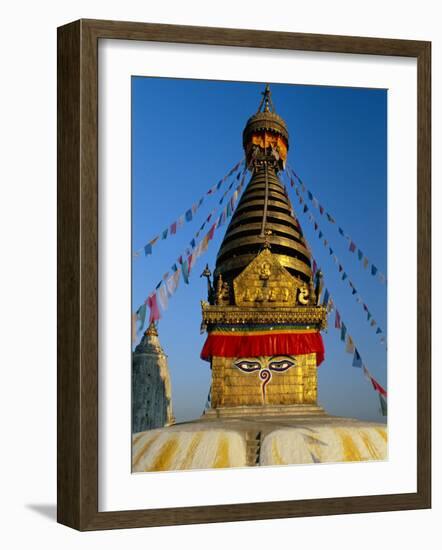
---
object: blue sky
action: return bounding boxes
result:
[132,77,387,423]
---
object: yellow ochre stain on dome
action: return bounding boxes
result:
[303,434,324,462]
[359,431,380,460]
[338,430,362,462]
[213,436,230,468]
[150,437,179,471]
[181,432,204,470]
[375,427,388,443]
[132,433,145,446]
[132,434,161,468]
[271,439,286,465]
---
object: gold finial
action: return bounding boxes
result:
[145,321,158,337]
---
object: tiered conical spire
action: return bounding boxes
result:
[215,85,312,286]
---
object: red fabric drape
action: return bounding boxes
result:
[201,331,325,366]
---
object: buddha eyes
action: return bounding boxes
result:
[268,359,295,372]
[234,357,296,373]
[234,360,261,372]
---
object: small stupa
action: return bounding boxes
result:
[132,322,174,432]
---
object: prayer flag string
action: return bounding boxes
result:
[318,283,387,416]
[284,170,386,345]
[133,171,247,337]
[286,165,387,285]
[133,158,245,258]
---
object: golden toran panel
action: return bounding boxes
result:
[233,248,309,307]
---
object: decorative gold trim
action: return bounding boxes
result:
[201,302,327,329]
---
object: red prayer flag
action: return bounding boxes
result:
[147,292,161,323]
[207,223,216,240]
[371,377,387,398]
[170,222,177,235]
[335,310,341,329]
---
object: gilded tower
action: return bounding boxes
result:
[201,86,327,413]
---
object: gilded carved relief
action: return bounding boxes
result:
[233,248,311,307]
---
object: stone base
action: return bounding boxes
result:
[202,403,326,419]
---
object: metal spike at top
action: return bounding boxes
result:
[242,84,289,149]
[257,84,275,113]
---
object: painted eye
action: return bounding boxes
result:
[234,360,261,372]
[269,359,295,372]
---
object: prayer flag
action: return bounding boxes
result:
[357,249,363,261]
[322,288,330,307]
[157,284,169,311]
[329,248,333,255]
[144,243,152,256]
[379,394,388,416]
[166,269,180,296]
[345,334,355,354]
[162,228,168,240]
[371,377,387,398]
[352,348,362,367]
[342,272,348,281]
[136,303,147,332]
[335,310,341,329]
[363,257,369,269]
[326,213,335,223]
[371,265,378,276]
[314,222,318,231]
[177,215,185,228]
[207,223,216,240]
[147,293,161,323]
[349,241,356,253]
[312,259,317,277]
[338,227,344,236]
[190,238,196,249]
[340,322,347,342]
[376,327,382,334]
[170,222,177,235]
[185,209,193,222]
[308,191,313,200]
[319,205,324,215]
[303,204,308,213]
[181,260,190,284]
[318,231,323,239]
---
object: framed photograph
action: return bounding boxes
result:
[57,19,431,530]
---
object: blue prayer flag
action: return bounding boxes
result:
[352,348,362,368]
[340,322,347,342]
[144,243,152,256]
[181,260,190,284]
[185,209,193,222]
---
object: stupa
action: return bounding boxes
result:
[132,86,387,472]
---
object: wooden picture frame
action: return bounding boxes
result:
[57,18,431,530]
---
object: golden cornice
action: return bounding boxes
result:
[201,302,327,330]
